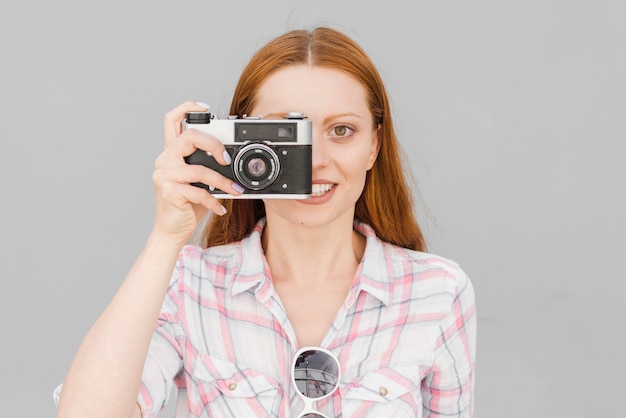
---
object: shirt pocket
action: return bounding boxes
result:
[340,366,422,417]
[190,353,281,417]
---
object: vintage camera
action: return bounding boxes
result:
[183,111,312,198]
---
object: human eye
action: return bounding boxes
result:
[329,125,354,139]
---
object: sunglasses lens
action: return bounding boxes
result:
[293,349,339,400]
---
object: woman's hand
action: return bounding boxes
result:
[151,101,243,242]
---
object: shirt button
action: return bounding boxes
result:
[228,382,237,391]
[379,386,388,397]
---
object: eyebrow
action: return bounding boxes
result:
[323,113,362,125]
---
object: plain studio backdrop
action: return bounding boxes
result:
[1,1,624,417]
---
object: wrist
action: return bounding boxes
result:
[146,228,190,254]
[149,225,194,247]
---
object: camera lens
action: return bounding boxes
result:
[233,143,280,190]
[246,158,267,177]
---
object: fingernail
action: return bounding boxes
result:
[220,204,227,215]
[223,150,232,165]
[196,102,210,109]
[232,183,245,194]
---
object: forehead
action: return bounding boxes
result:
[253,65,370,116]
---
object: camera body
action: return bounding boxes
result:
[183,111,312,199]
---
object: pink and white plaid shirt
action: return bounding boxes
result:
[137,218,476,417]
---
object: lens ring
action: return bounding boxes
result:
[292,347,340,401]
[233,143,280,190]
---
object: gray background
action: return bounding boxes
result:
[1,0,624,417]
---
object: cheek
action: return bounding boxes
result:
[351,146,378,174]
[342,153,373,190]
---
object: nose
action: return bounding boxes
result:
[311,130,330,169]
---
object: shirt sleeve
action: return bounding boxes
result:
[52,254,188,416]
[137,254,187,418]
[421,268,477,417]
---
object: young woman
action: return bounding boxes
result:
[56,27,476,418]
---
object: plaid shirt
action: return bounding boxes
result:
[137,218,476,417]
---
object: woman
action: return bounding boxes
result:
[56,27,476,418]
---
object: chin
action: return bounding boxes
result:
[266,203,355,229]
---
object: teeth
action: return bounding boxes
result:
[311,183,334,196]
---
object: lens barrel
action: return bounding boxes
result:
[233,143,280,190]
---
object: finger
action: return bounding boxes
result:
[157,181,226,218]
[163,101,210,148]
[179,184,228,216]
[177,128,231,163]
[156,179,216,212]
[156,128,231,169]
[154,164,245,197]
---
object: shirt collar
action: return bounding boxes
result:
[229,219,269,297]
[229,218,393,306]
[352,220,392,306]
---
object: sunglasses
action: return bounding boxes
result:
[291,346,341,418]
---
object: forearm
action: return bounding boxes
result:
[57,232,185,418]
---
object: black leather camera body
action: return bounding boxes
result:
[183,111,312,199]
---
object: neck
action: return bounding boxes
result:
[261,213,365,285]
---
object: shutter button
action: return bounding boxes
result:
[379,386,389,397]
[228,382,238,391]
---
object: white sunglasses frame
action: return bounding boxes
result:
[291,346,341,418]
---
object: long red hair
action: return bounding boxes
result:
[201,27,426,251]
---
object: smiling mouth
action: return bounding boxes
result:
[311,183,336,197]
